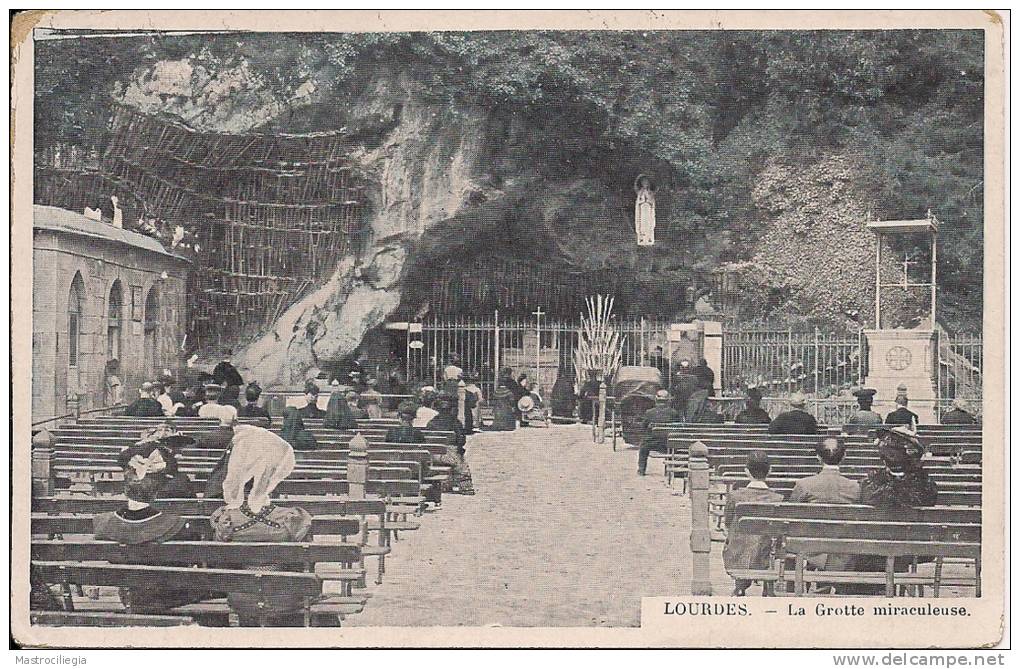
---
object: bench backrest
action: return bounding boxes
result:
[32,495,386,517]
[31,513,362,538]
[31,561,323,596]
[32,539,363,565]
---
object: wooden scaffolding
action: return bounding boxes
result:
[93,105,367,351]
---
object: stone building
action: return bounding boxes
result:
[32,205,191,421]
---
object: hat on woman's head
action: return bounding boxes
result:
[221,425,295,511]
[789,392,807,409]
[876,425,925,466]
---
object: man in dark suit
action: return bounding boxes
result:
[734,387,771,424]
[723,450,784,596]
[671,359,699,415]
[637,390,681,476]
[124,382,165,417]
[885,394,919,427]
[768,393,818,435]
[789,436,861,584]
[212,350,244,388]
[238,383,271,420]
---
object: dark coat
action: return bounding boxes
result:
[550,375,577,418]
[297,402,326,419]
[734,406,771,424]
[671,372,699,413]
[385,424,426,444]
[212,361,244,388]
[490,387,518,431]
[860,467,938,509]
[640,404,680,451]
[238,402,271,420]
[768,409,818,435]
[427,412,466,449]
[578,380,601,422]
[117,443,194,498]
[941,408,977,425]
[124,397,165,417]
[93,506,207,613]
[885,407,919,427]
[693,362,715,392]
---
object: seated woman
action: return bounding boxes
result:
[385,401,426,444]
[280,406,318,451]
[93,465,207,614]
[345,391,368,420]
[323,387,358,430]
[209,425,314,627]
[117,424,196,498]
[426,394,475,494]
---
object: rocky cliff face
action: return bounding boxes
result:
[113,58,700,385]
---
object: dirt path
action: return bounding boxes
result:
[349,424,732,627]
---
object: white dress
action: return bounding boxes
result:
[635,187,656,246]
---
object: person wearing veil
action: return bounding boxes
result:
[490,382,517,431]
[323,386,358,430]
[280,406,318,451]
[550,370,577,421]
[210,425,314,626]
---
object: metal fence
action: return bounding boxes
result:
[408,317,980,413]
[719,327,863,396]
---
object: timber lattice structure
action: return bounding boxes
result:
[35,104,368,353]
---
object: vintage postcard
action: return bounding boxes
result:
[10,10,1006,649]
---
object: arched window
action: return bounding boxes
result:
[67,272,85,368]
[107,280,123,361]
[143,286,160,376]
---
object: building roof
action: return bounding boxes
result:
[33,205,190,262]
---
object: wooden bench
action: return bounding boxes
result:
[32,496,403,583]
[31,561,356,626]
[727,502,981,596]
[30,611,196,627]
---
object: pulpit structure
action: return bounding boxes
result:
[863,215,939,422]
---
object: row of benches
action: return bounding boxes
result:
[641,424,985,597]
[30,417,468,626]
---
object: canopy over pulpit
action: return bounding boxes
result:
[862,215,939,422]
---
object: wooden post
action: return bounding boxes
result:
[689,440,713,595]
[595,381,607,444]
[457,380,467,426]
[348,432,368,499]
[32,430,55,498]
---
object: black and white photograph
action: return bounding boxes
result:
[10,9,1006,650]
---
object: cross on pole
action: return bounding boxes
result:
[900,252,917,288]
[533,307,545,391]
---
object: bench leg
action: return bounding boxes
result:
[885,557,896,597]
[794,555,806,596]
[933,558,943,598]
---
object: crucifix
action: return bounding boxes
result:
[900,252,918,289]
[533,307,545,390]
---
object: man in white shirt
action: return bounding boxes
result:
[198,384,238,423]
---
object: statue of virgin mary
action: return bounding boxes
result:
[634,175,656,246]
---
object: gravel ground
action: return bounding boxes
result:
[349,424,733,627]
